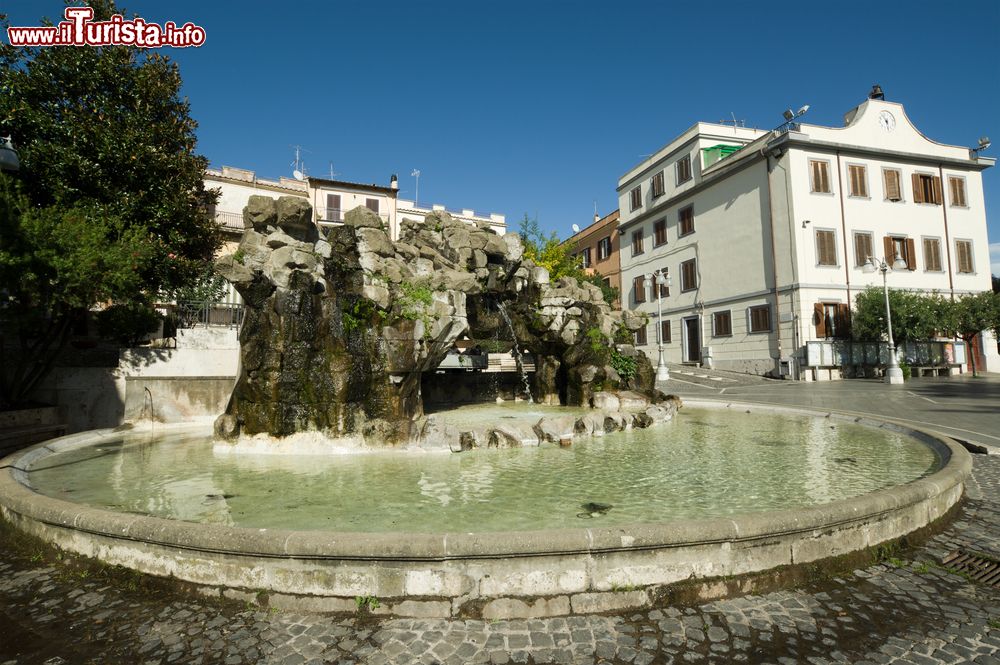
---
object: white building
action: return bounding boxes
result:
[617,91,998,379]
[205,166,504,242]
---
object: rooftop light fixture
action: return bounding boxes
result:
[0,136,20,172]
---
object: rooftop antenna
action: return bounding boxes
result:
[290,145,310,178]
[411,169,421,205]
[327,161,340,179]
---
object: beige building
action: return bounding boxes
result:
[564,210,621,307]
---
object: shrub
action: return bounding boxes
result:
[96,302,162,347]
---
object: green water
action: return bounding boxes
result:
[25,407,940,533]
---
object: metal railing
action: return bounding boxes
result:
[213,210,245,232]
[168,301,245,330]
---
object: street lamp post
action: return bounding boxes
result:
[644,269,671,382]
[863,254,907,384]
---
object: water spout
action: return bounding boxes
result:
[496,302,533,403]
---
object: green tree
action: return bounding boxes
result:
[0,1,220,407]
[518,214,620,306]
[938,292,1000,377]
[518,214,582,281]
[851,286,940,345]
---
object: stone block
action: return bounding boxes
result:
[481,596,570,620]
[570,590,649,615]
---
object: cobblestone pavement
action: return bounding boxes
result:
[0,453,997,663]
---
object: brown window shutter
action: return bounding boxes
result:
[883,236,894,262]
[836,304,851,338]
[885,170,900,200]
[911,174,924,203]
[905,238,916,270]
[931,176,942,204]
[814,302,826,337]
[662,320,671,343]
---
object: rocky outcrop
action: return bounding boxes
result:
[215,196,655,444]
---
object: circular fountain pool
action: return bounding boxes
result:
[0,401,971,618]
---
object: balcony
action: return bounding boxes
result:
[213,210,245,233]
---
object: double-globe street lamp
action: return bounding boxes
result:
[0,136,20,172]
[862,254,907,385]
[643,269,671,383]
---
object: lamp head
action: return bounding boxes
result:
[643,275,652,289]
[861,258,876,274]
[0,136,19,173]
[891,256,908,271]
[782,109,795,122]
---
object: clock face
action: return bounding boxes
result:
[878,110,896,132]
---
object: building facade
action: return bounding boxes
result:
[617,94,998,378]
[564,210,621,307]
[205,167,504,243]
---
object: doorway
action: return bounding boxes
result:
[683,316,701,364]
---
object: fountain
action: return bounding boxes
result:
[0,198,972,619]
[495,301,533,402]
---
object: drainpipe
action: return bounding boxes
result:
[937,164,955,300]
[764,148,783,372]
[835,152,852,309]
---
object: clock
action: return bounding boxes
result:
[878,110,896,132]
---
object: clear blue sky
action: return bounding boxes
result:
[8,1,1000,273]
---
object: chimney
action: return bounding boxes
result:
[390,174,399,190]
[594,212,600,224]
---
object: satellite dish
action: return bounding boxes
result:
[572,224,580,233]
[293,170,304,181]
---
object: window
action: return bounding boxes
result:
[634,325,648,346]
[678,205,695,236]
[949,177,967,207]
[680,258,697,292]
[748,305,771,333]
[955,239,975,273]
[912,173,942,204]
[580,247,592,269]
[597,236,612,260]
[326,194,342,222]
[853,231,874,267]
[633,275,646,304]
[676,155,692,185]
[713,311,732,337]
[847,164,868,198]
[810,160,831,193]
[629,185,642,211]
[651,171,665,198]
[814,302,850,339]
[631,230,644,256]
[653,219,667,247]
[883,169,903,202]
[922,237,942,272]
[365,197,380,213]
[660,320,671,343]
[884,236,916,271]
[815,229,838,266]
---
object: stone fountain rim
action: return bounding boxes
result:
[0,400,970,562]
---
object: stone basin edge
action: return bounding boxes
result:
[0,401,971,562]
